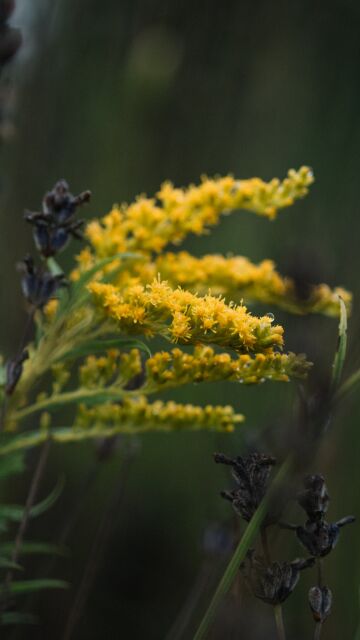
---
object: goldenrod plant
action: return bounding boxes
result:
[1,165,347,447]
[0,166,354,631]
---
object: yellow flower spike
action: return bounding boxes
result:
[88,279,284,353]
[144,346,311,391]
[75,396,244,434]
[154,252,352,317]
[83,167,313,257]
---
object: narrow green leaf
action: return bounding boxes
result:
[0,476,64,522]
[57,336,151,362]
[4,579,68,595]
[331,296,347,391]
[193,459,291,640]
[0,557,22,570]
[26,475,65,518]
[0,542,68,557]
[0,612,38,626]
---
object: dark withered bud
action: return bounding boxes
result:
[25,180,91,257]
[309,585,332,623]
[42,180,91,224]
[5,349,28,395]
[295,516,355,557]
[214,452,277,524]
[19,255,66,308]
[240,550,314,605]
[298,474,329,522]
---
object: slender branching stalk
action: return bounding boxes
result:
[2,437,51,606]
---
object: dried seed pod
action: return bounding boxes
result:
[298,474,329,521]
[240,550,314,605]
[25,180,91,257]
[214,452,277,524]
[19,255,66,308]
[296,517,355,557]
[309,585,332,622]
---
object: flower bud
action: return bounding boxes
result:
[214,452,277,523]
[308,586,332,623]
[240,550,314,605]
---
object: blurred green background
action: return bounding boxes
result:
[1,1,360,638]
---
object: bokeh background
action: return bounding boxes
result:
[1,1,360,638]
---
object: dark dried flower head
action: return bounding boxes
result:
[25,180,91,257]
[5,349,28,395]
[214,452,276,523]
[296,516,355,557]
[298,474,329,521]
[19,255,66,308]
[42,180,91,223]
[309,585,332,623]
[240,550,314,605]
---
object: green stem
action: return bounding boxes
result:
[11,387,128,422]
[274,604,286,640]
[0,427,136,456]
[193,459,291,640]
[336,368,360,402]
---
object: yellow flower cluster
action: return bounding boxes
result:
[79,349,142,389]
[10,165,349,440]
[85,166,313,256]
[88,279,284,352]
[155,252,352,317]
[71,249,351,320]
[145,346,311,391]
[75,396,243,433]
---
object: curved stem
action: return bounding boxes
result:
[11,386,128,422]
[274,604,286,640]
